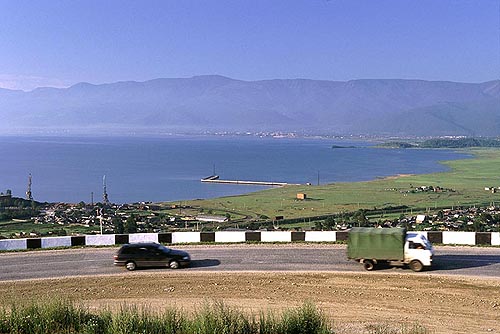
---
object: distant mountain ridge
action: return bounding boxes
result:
[0,75,499,136]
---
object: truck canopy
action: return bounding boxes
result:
[347,227,405,261]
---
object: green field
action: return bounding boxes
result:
[177,148,500,221]
[0,220,100,238]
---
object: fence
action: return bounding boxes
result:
[0,231,499,251]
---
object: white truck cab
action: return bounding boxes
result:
[404,233,434,271]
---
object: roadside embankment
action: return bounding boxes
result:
[0,272,498,334]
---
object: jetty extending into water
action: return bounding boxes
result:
[201,175,299,186]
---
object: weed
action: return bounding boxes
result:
[0,299,338,334]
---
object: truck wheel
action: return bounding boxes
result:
[409,260,423,272]
[363,260,375,271]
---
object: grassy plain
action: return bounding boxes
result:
[179,149,500,220]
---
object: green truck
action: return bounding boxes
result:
[347,227,434,272]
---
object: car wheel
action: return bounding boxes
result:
[125,261,137,271]
[169,260,180,269]
[363,260,375,271]
[409,260,423,272]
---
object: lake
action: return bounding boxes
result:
[0,135,469,203]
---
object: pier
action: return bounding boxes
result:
[201,175,299,186]
[202,175,220,181]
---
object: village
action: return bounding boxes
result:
[0,189,233,238]
[1,186,499,239]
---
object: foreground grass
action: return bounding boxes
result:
[0,299,430,334]
[180,148,500,220]
[0,300,332,334]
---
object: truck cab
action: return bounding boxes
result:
[404,233,434,271]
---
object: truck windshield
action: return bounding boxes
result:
[407,233,432,250]
[420,236,432,249]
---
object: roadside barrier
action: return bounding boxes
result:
[0,231,499,251]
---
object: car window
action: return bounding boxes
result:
[158,245,170,252]
[121,247,133,254]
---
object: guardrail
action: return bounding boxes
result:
[0,231,499,251]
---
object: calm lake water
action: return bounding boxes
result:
[0,135,469,203]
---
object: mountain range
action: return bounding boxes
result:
[0,75,499,136]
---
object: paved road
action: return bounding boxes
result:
[0,245,499,281]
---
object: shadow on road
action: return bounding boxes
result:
[190,259,221,268]
[432,254,500,271]
[349,254,500,273]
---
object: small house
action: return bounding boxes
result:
[416,215,427,224]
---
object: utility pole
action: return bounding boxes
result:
[98,208,103,235]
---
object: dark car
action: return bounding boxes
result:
[114,242,191,271]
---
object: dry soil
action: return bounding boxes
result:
[0,271,498,334]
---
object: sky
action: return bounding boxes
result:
[0,0,499,91]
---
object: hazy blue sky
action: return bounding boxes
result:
[0,0,499,90]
